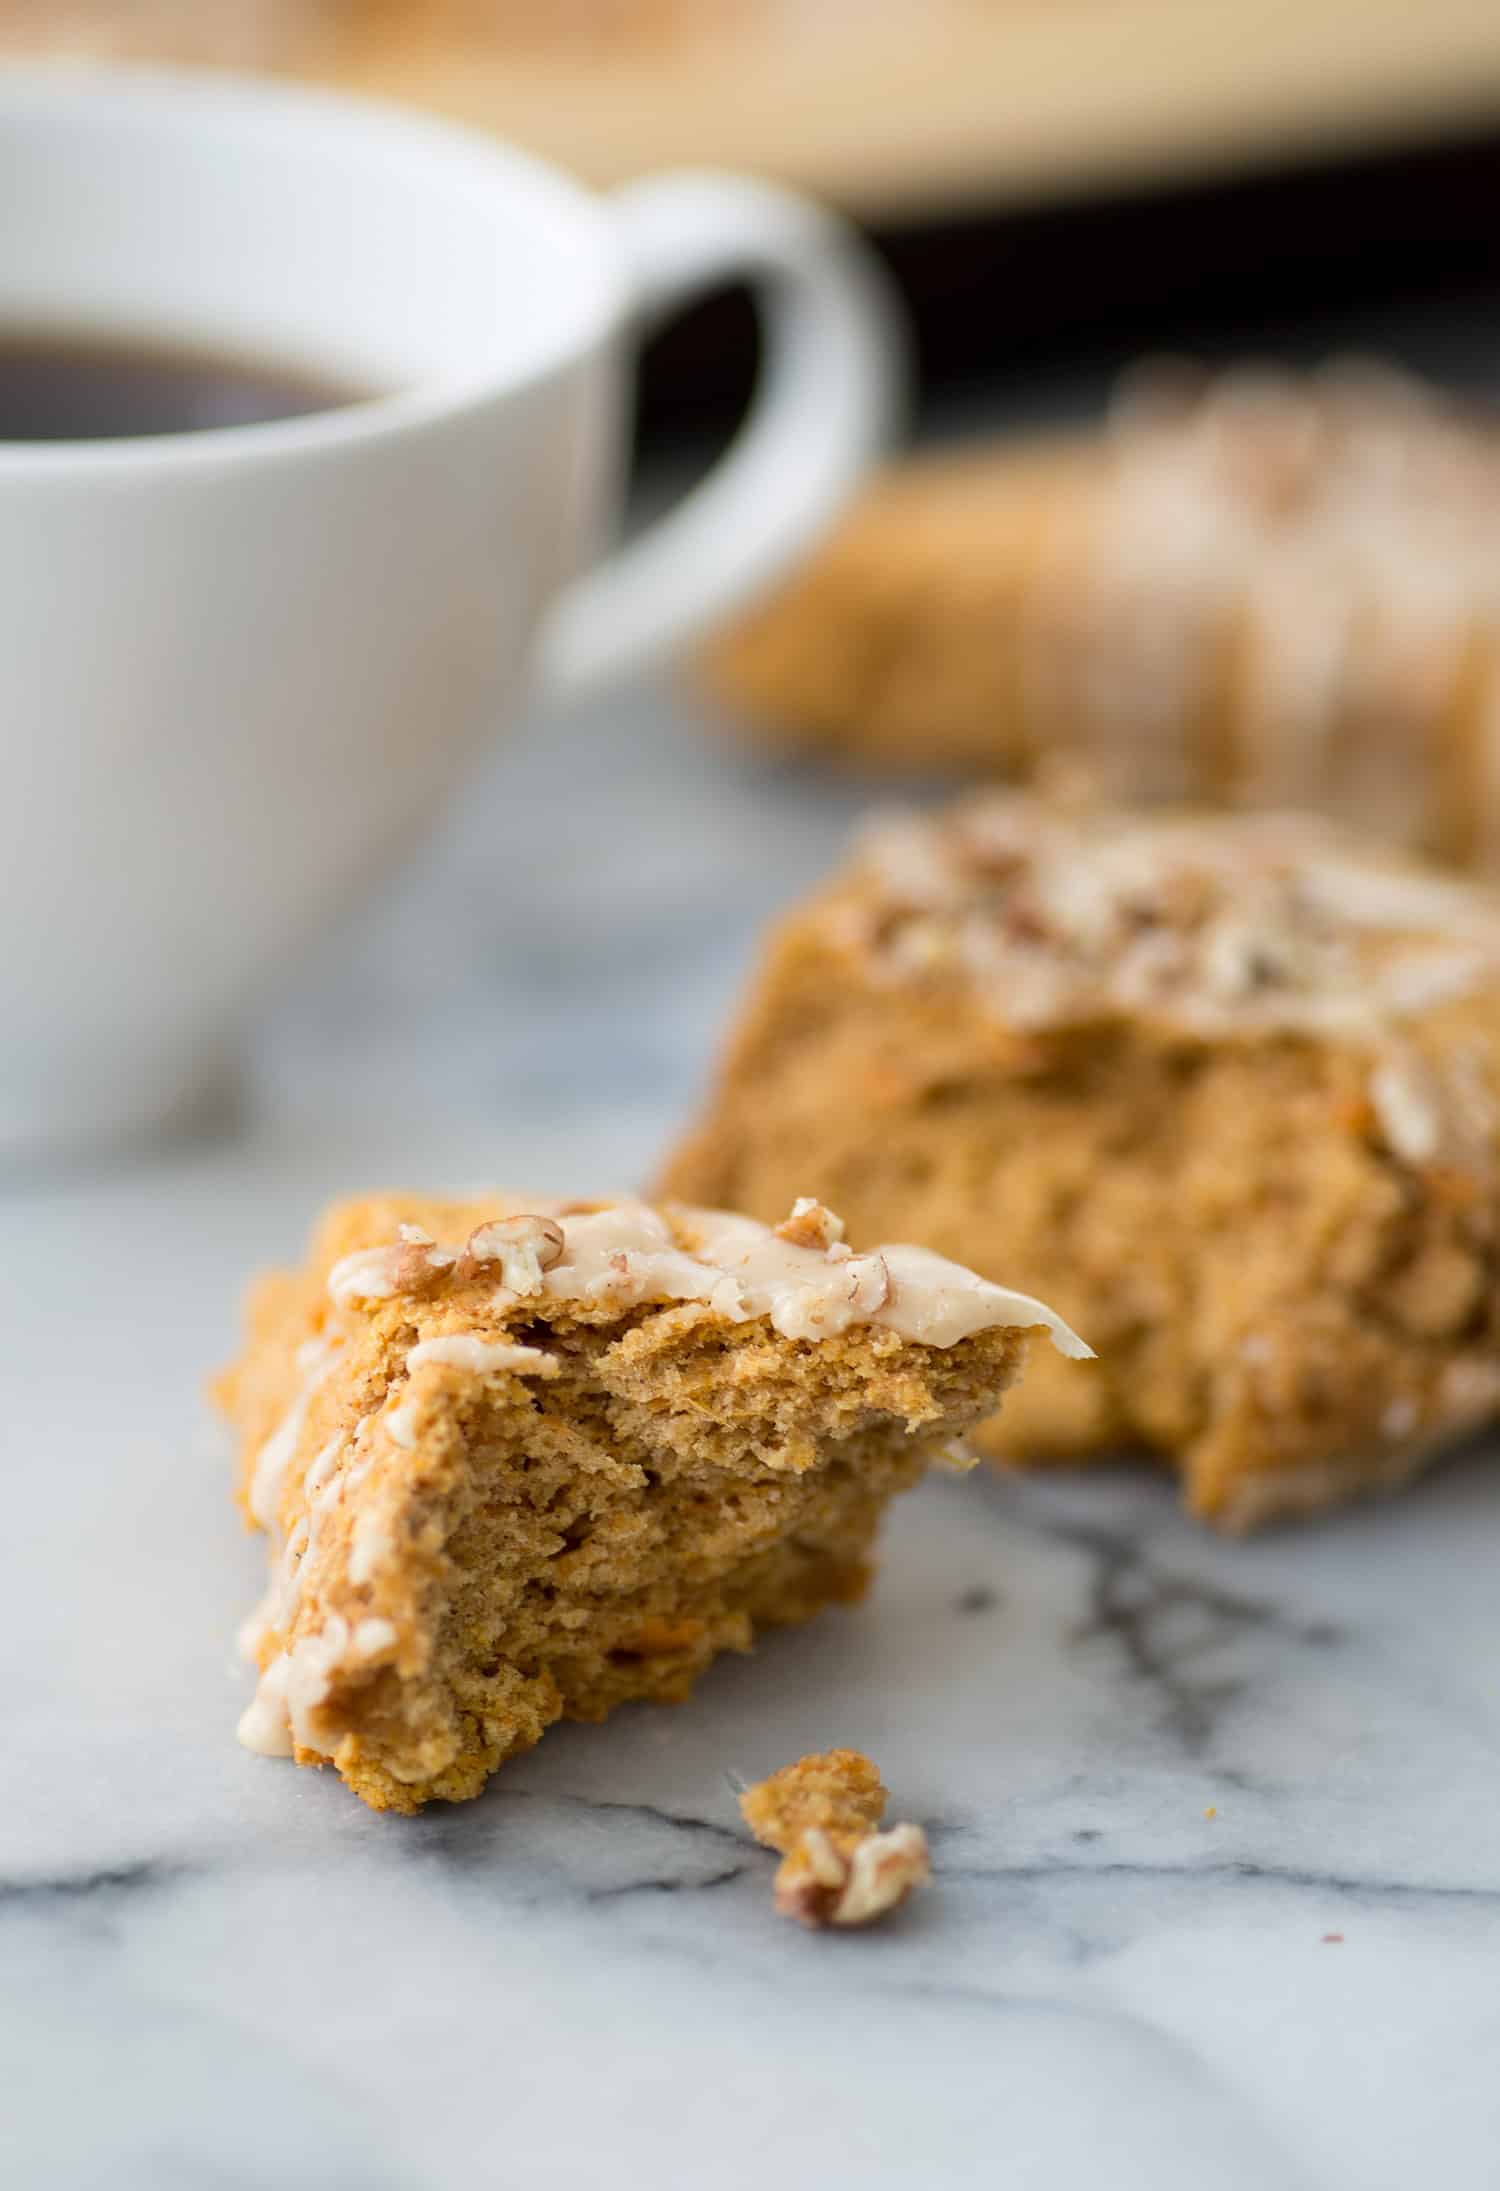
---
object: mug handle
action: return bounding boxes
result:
[535,170,905,702]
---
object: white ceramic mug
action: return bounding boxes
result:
[0,64,902,1155]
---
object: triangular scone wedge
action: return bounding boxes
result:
[660,793,1500,1528]
[216,1193,1086,1813]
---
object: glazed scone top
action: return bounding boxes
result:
[321,1196,1090,1355]
[250,1194,1090,1526]
[1109,359,1500,533]
[846,796,1500,1043]
[1037,362,1500,822]
[1101,361,1500,629]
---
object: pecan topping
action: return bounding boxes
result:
[741,1749,929,1930]
[773,1823,931,1929]
[327,1231,455,1307]
[457,1213,566,1294]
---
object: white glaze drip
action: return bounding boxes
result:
[384,1401,419,1450]
[1027,361,1500,859]
[326,1245,413,1305]
[236,1655,294,1758]
[406,1335,559,1374]
[859,799,1500,1039]
[683,1211,1092,1356]
[527,1201,1088,1355]
[540,1204,725,1309]
[245,1337,339,1528]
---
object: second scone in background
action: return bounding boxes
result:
[660,790,1500,1530]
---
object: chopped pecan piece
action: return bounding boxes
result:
[740,1749,929,1930]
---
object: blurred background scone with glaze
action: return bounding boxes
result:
[705,363,1500,878]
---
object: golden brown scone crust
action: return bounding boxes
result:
[659,795,1500,1528]
[217,1194,1036,1812]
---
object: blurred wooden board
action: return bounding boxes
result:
[326,0,1500,221]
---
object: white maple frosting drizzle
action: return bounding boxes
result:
[245,1336,340,1528]
[238,1413,385,1757]
[525,1200,1090,1355]
[326,1224,457,1308]
[679,1210,1092,1355]
[855,796,1500,1041]
[538,1204,726,1310]
[251,1615,356,1760]
[237,1655,294,1758]
[405,1334,559,1374]
[316,1199,1088,1355]
[1029,360,1500,855]
[239,1566,380,1760]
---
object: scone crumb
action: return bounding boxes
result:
[741,1747,888,1844]
[740,1749,929,1929]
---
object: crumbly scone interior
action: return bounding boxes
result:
[220,1196,1040,1810]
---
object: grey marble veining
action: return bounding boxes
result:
[6,676,1500,2191]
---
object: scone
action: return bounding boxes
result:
[217,1192,1085,1811]
[703,362,1500,874]
[660,794,1500,1528]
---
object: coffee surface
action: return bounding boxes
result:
[0,327,369,441]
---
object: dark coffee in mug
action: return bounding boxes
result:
[0,325,368,440]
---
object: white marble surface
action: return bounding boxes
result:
[6,682,1500,2191]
